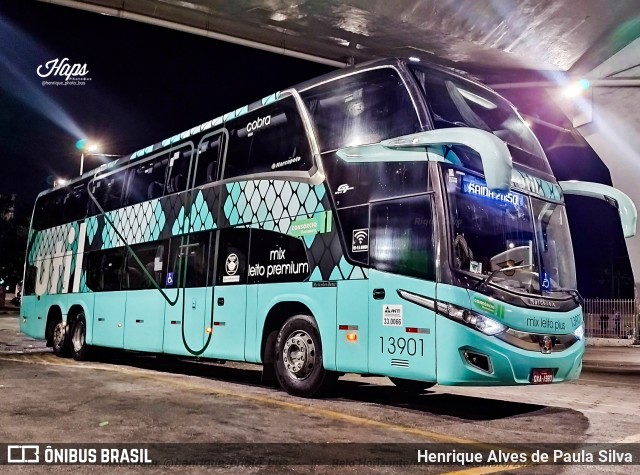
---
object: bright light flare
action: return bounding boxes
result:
[562,79,591,98]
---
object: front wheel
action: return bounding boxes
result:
[390,377,436,393]
[70,313,91,361]
[274,315,336,397]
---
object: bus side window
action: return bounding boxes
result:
[86,249,125,291]
[89,172,126,214]
[223,97,312,179]
[215,228,250,285]
[62,182,89,223]
[168,232,211,288]
[194,135,223,188]
[165,147,194,195]
[369,194,435,281]
[123,241,167,290]
[301,68,420,152]
[124,157,168,206]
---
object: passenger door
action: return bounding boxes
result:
[367,195,437,382]
[163,232,212,356]
[123,242,167,353]
[207,228,249,361]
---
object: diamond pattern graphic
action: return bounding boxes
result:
[101,198,166,249]
[172,190,217,236]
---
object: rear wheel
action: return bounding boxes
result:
[70,313,90,361]
[390,377,435,393]
[52,320,70,357]
[274,314,337,397]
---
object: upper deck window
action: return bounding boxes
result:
[223,96,312,179]
[411,66,553,177]
[301,68,420,153]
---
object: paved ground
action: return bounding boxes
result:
[1,313,640,474]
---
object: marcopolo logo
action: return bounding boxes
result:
[37,57,91,86]
[246,115,271,136]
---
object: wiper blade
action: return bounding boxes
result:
[543,288,584,306]
[473,264,535,292]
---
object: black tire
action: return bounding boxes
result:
[51,320,70,358]
[70,313,91,361]
[390,377,436,393]
[274,314,337,397]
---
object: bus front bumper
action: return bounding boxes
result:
[435,318,585,386]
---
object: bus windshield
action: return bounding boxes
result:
[445,168,576,296]
[411,65,552,177]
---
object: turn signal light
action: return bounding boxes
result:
[346,332,357,342]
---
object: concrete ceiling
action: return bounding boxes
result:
[41,0,640,76]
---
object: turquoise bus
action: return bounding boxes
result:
[21,58,636,397]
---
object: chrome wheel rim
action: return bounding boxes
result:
[53,322,66,349]
[72,321,85,353]
[282,330,315,380]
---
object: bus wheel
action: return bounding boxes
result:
[70,313,90,361]
[52,320,70,357]
[390,377,435,393]
[274,315,336,397]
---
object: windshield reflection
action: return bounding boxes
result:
[445,166,576,296]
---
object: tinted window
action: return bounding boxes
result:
[325,158,429,209]
[216,228,250,285]
[86,249,125,291]
[411,66,552,176]
[165,146,194,195]
[302,68,420,152]
[169,232,211,288]
[124,241,167,290]
[32,190,64,230]
[62,182,89,223]
[125,156,169,206]
[223,96,313,179]
[370,194,435,280]
[194,133,224,187]
[89,171,126,214]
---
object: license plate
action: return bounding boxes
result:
[531,369,554,384]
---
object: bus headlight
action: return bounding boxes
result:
[437,302,507,336]
[573,324,585,341]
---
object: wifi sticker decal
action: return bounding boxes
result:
[352,228,369,253]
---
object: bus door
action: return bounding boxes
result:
[367,195,437,382]
[208,229,249,361]
[163,232,212,355]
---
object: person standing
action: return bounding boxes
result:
[613,309,621,338]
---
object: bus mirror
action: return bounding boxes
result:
[381,128,513,192]
[559,181,638,238]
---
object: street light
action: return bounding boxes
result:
[76,139,119,175]
[76,139,100,175]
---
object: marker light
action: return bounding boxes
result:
[346,332,357,342]
[205,327,213,334]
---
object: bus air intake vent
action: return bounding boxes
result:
[463,351,492,373]
[391,359,409,367]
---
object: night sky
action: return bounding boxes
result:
[0,0,633,298]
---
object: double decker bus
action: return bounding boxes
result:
[21,58,636,397]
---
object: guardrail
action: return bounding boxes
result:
[583,298,639,342]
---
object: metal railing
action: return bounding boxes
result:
[583,299,639,341]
